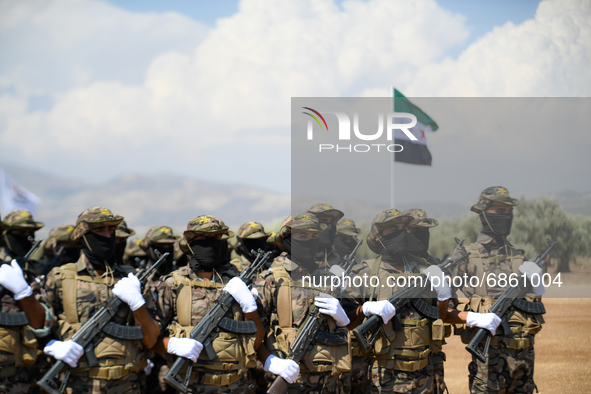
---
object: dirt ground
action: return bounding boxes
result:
[444,263,591,393]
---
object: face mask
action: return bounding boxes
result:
[82,232,116,271]
[286,235,320,273]
[148,245,175,274]
[317,223,337,252]
[4,233,33,257]
[407,229,430,256]
[333,237,358,257]
[480,212,513,237]
[378,229,409,260]
[237,238,268,262]
[114,241,127,265]
[187,237,223,272]
[60,247,81,264]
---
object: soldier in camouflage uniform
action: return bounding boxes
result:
[43,207,162,394]
[40,224,80,275]
[124,238,147,268]
[450,187,546,394]
[231,222,269,273]
[151,215,266,394]
[1,210,45,276]
[264,232,283,261]
[115,221,135,266]
[0,210,55,394]
[306,204,345,269]
[255,213,353,394]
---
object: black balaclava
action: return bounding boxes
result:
[237,238,268,262]
[316,223,337,261]
[187,237,223,273]
[82,232,116,271]
[3,232,34,258]
[284,234,320,273]
[114,241,127,265]
[407,229,430,256]
[480,212,513,238]
[60,247,81,264]
[148,244,175,274]
[378,229,409,262]
[333,236,358,258]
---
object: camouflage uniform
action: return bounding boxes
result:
[347,210,436,394]
[154,216,257,394]
[0,210,55,394]
[43,207,159,394]
[124,238,147,268]
[306,204,345,270]
[255,214,352,394]
[451,187,542,394]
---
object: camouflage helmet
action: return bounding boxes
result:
[236,221,268,240]
[336,218,362,237]
[45,224,76,252]
[1,209,44,231]
[140,226,177,250]
[367,209,413,254]
[402,209,438,229]
[276,213,327,251]
[471,186,519,214]
[306,203,344,222]
[70,207,123,245]
[116,220,135,238]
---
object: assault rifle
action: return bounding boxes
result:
[0,237,43,302]
[163,249,272,394]
[352,239,470,353]
[267,239,363,394]
[466,239,557,362]
[38,252,170,394]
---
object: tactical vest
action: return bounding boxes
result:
[168,272,257,386]
[58,263,149,379]
[268,266,351,376]
[367,256,438,373]
[458,245,544,350]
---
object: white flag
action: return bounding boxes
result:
[0,170,41,215]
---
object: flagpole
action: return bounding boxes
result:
[390,86,395,209]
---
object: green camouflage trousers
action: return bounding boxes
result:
[349,356,369,394]
[430,352,447,394]
[368,362,433,394]
[286,371,349,394]
[65,372,142,394]
[468,344,536,394]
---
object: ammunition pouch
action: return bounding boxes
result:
[0,325,38,367]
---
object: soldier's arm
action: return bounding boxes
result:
[19,292,45,329]
[150,277,176,354]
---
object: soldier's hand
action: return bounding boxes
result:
[423,265,452,301]
[264,355,300,384]
[315,295,350,327]
[466,312,502,336]
[0,260,33,300]
[167,337,203,362]
[223,277,257,313]
[112,273,146,311]
[44,340,84,368]
[362,300,396,324]
[519,261,545,295]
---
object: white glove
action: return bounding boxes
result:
[167,337,203,362]
[112,273,145,311]
[264,354,300,384]
[423,265,452,301]
[315,296,350,327]
[223,277,257,313]
[362,300,396,324]
[144,359,154,375]
[44,340,84,368]
[466,312,502,336]
[0,260,33,300]
[519,261,545,296]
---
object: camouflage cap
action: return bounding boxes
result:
[45,224,76,250]
[336,218,362,236]
[184,215,229,238]
[236,221,268,240]
[403,209,439,228]
[140,225,177,250]
[70,207,123,244]
[471,186,519,213]
[276,213,327,251]
[306,203,345,222]
[367,209,413,254]
[1,209,44,230]
[116,220,136,238]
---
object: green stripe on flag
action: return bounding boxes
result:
[394,89,439,131]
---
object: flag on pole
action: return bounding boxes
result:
[393,89,438,166]
[0,170,41,215]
